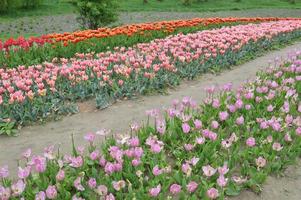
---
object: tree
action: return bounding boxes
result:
[76,0,118,29]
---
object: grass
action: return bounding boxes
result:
[119,0,301,12]
[0,0,300,22]
[0,33,39,40]
[0,0,76,22]
[0,0,300,40]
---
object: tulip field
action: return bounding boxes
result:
[1,19,301,131]
[1,16,301,200]
[1,47,301,200]
[0,17,295,68]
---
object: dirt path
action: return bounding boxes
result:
[0,42,301,199]
[231,159,301,200]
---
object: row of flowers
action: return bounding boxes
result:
[1,20,301,134]
[46,17,296,45]
[0,17,295,51]
[0,36,52,52]
[0,17,300,68]
[1,51,301,199]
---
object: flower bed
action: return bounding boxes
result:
[0,17,290,50]
[1,20,301,134]
[1,51,301,199]
[0,17,299,68]
[46,17,292,44]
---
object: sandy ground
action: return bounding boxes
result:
[1,9,301,36]
[231,159,301,200]
[0,42,301,199]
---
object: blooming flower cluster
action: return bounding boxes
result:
[0,17,293,52]
[1,20,301,132]
[0,36,52,52]
[46,17,294,45]
[3,17,291,68]
[1,51,301,199]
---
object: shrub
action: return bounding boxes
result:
[76,0,119,29]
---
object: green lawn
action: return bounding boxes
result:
[0,0,76,22]
[0,0,300,40]
[120,0,301,12]
[0,0,300,22]
[0,33,39,40]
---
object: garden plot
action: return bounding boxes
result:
[1,16,301,200]
[1,41,301,200]
[1,20,301,135]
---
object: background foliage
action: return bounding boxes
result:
[76,0,118,29]
[0,0,44,13]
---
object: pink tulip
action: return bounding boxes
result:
[128,137,140,147]
[46,185,57,199]
[149,184,161,197]
[272,142,283,151]
[152,165,163,176]
[84,133,96,143]
[246,137,256,147]
[194,119,202,129]
[88,178,97,189]
[11,180,25,197]
[207,187,219,199]
[212,99,220,108]
[0,186,11,200]
[105,193,115,200]
[211,121,219,129]
[95,185,108,196]
[217,175,228,187]
[22,148,32,159]
[296,127,301,136]
[219,111,229,121]
[31,156,47,173]
[112,180,126,191]
[35,191,46,200]
[182,123,191,134]
[56,169,65,181]
[236,116,244,125]
[0,165,9,178]
[186,181,198,193]
[196,137,205,144]
[256,156,267,168]
[17,166,31,179]
[181,163,191,175]
[202,165,217,177]
[74,177,85,191]
[90,150,100,161]
[70,156,83,168]
[169,184,181,195]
